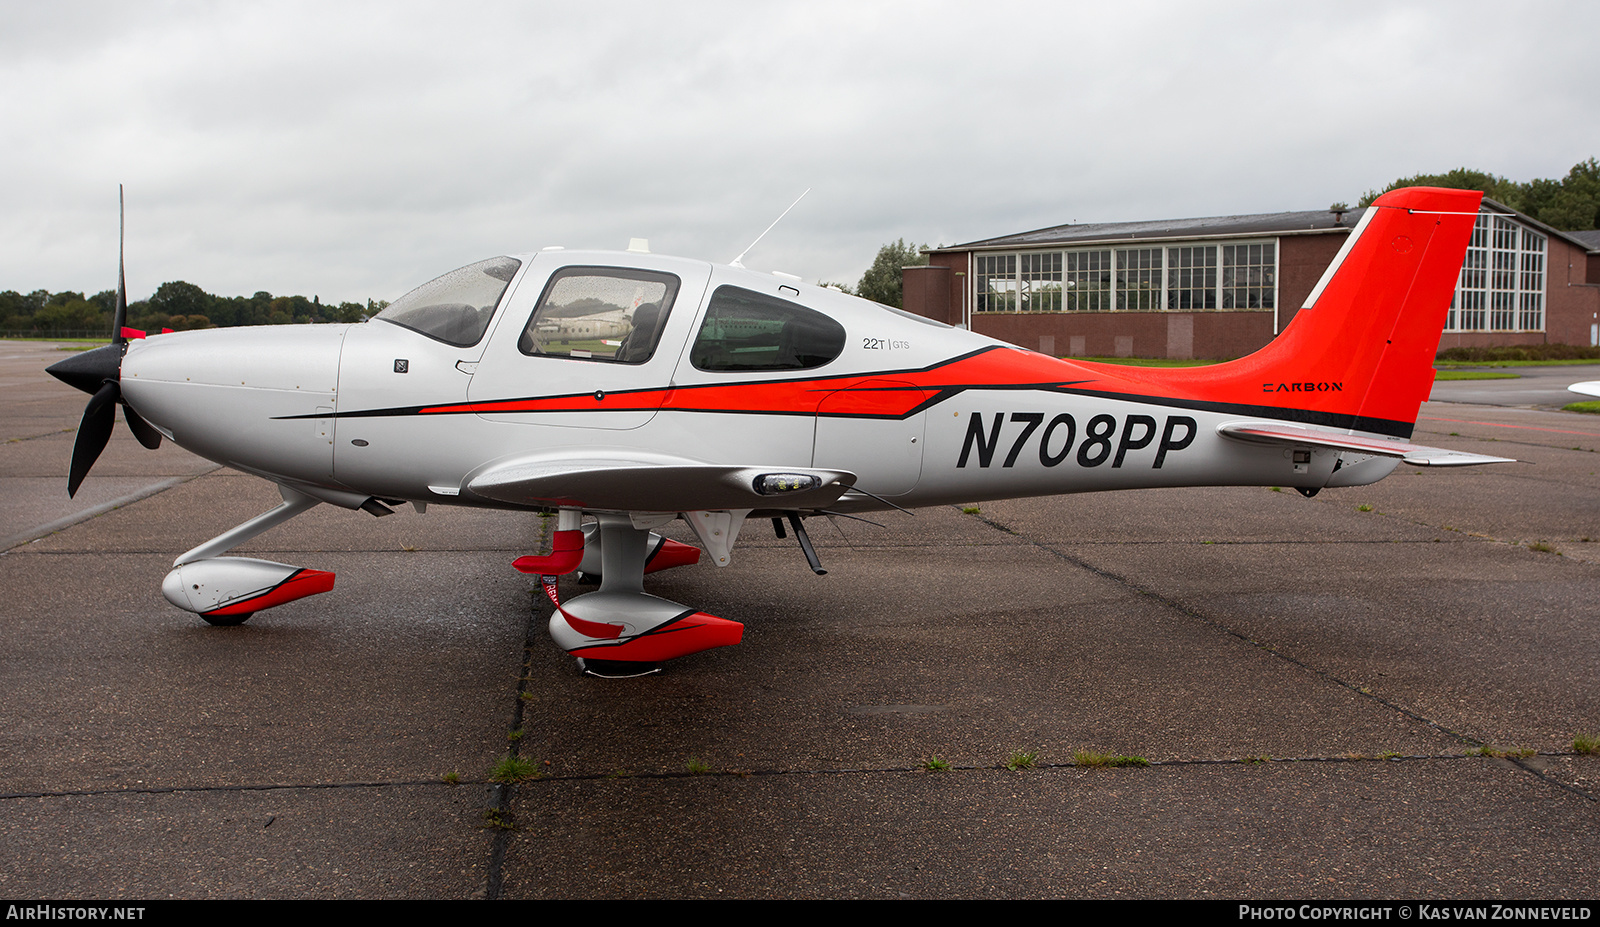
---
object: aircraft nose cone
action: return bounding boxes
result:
[46,344,123,395]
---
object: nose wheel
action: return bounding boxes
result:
[200,612,253,627]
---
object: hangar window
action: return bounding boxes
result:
[691,286,845,371]
[1519,229,1545,331]
[975,254,1017,312]
[1065,250,1112,311]
[1222,243,1276,309]
[974,241,1275,314]
[1117,248,1163,311]
[519,267,680,363]
[1019,253,1063,312]
[1167,246,1217,310]
[377,256,521,347]
[1446,212,1545,333]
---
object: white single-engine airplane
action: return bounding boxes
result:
[50,187,1509,676]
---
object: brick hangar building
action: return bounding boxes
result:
[903,199,1600,359]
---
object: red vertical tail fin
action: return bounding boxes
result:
[1093,187,1482,438]
[1209,187,1481,436]
[1271,186,1481,434]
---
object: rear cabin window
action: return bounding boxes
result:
[519,267,680,364]
[690,286,846,372]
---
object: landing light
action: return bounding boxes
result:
[753,473,822,495]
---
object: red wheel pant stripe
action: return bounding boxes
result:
[539,577,625,640]
[643,538,700,573]
[568,612,743,662]
[204,568,335,617]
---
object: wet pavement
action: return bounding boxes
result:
[1,341,1595,899]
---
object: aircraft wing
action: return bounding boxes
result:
[464,450,856,512]
[1217,422,1514,467]
[1568,381,1600,399]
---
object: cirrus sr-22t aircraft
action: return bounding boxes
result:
[50,187,1508,676]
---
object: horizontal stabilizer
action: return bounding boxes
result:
[465,450,856,511]
[1217,422,1514,467]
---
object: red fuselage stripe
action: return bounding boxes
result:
[307,346,1415,436]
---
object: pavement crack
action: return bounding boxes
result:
[953,505,1596,802]
[481,566,551,901]
[1300,491,1600,560]
[0,779,454,800]
[2,426,76,444]
[500,751,1593,781]
[3,752,1589,803]
[1,470,216,553]
[1412,430,1598,455]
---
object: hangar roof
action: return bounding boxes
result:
[939,199,1600,256]
[1567,229,1600,252]
[940,208,1365,252]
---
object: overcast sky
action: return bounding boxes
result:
[3,1,1596,305]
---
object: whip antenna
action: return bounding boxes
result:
[730,188,810,268]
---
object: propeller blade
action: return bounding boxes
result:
[60,186,160,496]
[113,185,128,345]
[123,404,163,449]
[68,380,120,498]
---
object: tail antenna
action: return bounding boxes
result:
[730,188,810,268]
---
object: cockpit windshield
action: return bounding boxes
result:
[375,256,521,347]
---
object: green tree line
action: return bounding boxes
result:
[824,238,932,309]
[0,281,388,337]
[1360,158,1600,230]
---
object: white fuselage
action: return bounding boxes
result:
[119,250,1388,516]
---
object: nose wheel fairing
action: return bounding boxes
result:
[162,558,335,622]
[159,484,348,625]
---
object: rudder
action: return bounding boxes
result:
[1067,187,1481,439]
[1271,186,1481,434]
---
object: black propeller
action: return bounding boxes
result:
[45,186,162,498]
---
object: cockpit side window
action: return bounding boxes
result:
[375,256,521,347]
[518,267,680,364]
[690,286,846,372]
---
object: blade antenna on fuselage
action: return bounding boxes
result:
[730,188,810,268]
